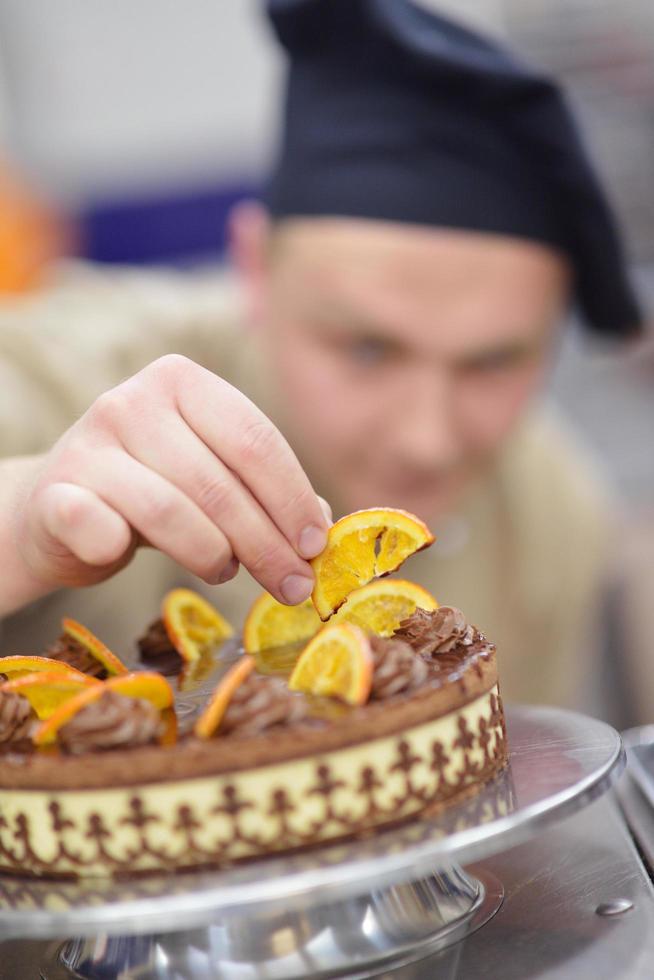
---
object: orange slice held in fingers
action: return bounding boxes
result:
[0,671,101,720]
[33,672,174,747]
[289,623,374,706]
[310,508,435,621]
[0,655,90,681]
[163,589,234,664]
[62,618,129,676]
[194,656,256,739]
[243,594,322,654]
[331,579,438,636]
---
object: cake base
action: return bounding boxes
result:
[0,708,624,980]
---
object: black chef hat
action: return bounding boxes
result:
[264,0,644,338]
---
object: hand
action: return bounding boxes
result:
[12,355,331,604]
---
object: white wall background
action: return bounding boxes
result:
[0,0,653,261]
[0,0,283,202]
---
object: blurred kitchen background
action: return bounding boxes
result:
[0,0,652,719]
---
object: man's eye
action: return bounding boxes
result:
[348,337,395,366]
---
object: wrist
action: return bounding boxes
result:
[0,455,55,617]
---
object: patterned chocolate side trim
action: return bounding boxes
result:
[0,686,507,878]
[0,771,515,911]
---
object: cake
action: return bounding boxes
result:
[0,603,507,879]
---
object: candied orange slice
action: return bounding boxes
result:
[331,579,438,636]
[194,656,256,739]
[33,671,174,746]
[310,508,434,620]
[162,588,234,664]
[289,623,373,706]
[243,593,322,654]
[62,618,129,675]
[0,655,89,681]
[0,671,101,720]
[104,672,174,709]
[159,709,178,748]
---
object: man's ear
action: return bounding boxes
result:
[227,199,271,327]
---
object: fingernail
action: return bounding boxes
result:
[217,558,239,584]
[298,524,328,559]
[280,573,313,604]
[318,497,333,525]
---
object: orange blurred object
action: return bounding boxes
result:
[62,618,130,676]
[194,656,256,739]
[0,162,68,294]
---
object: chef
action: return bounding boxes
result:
[0,0,643,715]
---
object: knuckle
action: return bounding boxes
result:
[239,418,280,466]
[187,535,232,581]
[148,353,194,385]
[193,473,233,519]
[89,356,195,432]
[248,539,290,578]
[195,554,231,583]
[88,384,138,431]
[49,487,88,530]
[282,485,314,520]
[143,492,178,528]
[86,390,119,429]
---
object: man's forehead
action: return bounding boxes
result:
[271,217,568,284]
[269,218,570,349]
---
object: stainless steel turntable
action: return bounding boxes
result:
[0,705,624,979]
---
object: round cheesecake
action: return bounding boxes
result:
[0,608,508,878]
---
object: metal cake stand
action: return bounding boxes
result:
[0,706,624,979]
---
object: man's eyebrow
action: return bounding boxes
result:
[307,307,549,362]
[454,338,542,366]
[307,307,401,338]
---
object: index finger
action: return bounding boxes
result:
[173,360,329,559]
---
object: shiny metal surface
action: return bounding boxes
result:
[620,724,654,808]
[394,793,654,980]
[618,776,654,875]
[0,706,624,942]
[54,869,504,979]
[595,899,634,916]
[614,726,654,875]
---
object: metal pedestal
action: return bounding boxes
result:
[0,706,625,979]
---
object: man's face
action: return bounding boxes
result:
[249,218,570,520]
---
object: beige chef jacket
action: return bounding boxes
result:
[0,262,614,716]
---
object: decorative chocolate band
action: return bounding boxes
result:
[0,687,506,878]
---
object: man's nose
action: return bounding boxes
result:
[392,368,461,469]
